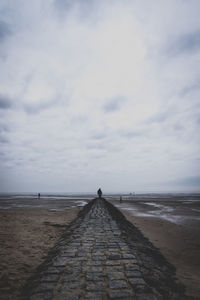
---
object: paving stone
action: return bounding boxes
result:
[29,291,53,300]
[62,252,76,257]
[45,267,65,274]
[86,281,104,291]
[77,256,88,261]
[120,246,130,251]
[108,254,121,260]
[60,293,81,300]
[70,243,81,247]
[113,230,121,236]
[107,272,125,280]
[34,282,57,293]
[125,270,142,278]
[124,263,140,271]
[123,259,138,265]
[108,289,132,299]
[52,257,69,267]
[83,292,103,300]
[66,282,81,290]
[62,274,81,283]
[105,260,121,266]
[41,274,60,282]
[122,253,136,259]
[129,277,145,286]
[85,266,103,272]
[86,272,105,281]
[107,243,117,248]
[92,250,104,254]
[106,266,124,273]
[87,261,102,266]
[135,294,159,300]
[92,255,106,261]
[108,280,128,289]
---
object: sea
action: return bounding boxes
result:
[0,193,200,225]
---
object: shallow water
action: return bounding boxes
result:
[0,193,200,225]
[112,194,200,225]
[0,193,93,210]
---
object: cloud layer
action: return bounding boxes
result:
[0,0,200,192]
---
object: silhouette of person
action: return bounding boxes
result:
[38,193,40,199]
[120,196,122,203]
[97,188,102,198]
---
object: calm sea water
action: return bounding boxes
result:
[111,193,200,224]
[0,193,95,210]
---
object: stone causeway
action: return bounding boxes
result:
[21,198,187,300]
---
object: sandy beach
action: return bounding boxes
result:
[109,196,200,299]
[0,207,81,300]
[122,212,200,299]
[0,194,199,299]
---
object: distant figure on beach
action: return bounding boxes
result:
[120,196,122,203]
[38,193,40,199]
[97,188,102,198]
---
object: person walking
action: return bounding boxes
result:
[97,188,102,198]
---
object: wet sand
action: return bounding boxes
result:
[109,197,200,299]
[0,207,81,300]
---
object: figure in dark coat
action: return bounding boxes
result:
[97,188,102,198]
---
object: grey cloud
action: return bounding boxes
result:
[0,95,13,109]
[103,96,126,113]
[55,0,79,10]
[90,133,107,140]
[143,106,175,125]
[146,111,170,124]
[173,122,184,132]
[24,100,56,115]
[91,154,106,159]
[0,136,9,144]
[86,143,106,150]
[167,31,200,56]
[54,0,96,18]
[54,0,74,13]
[120,128,147,139]
[180,83,200,97]
[196,115,200,125]
[70,115,87,125]
[171,176,200,187]
[0,20,11,42]
[0,151,5,158]
[0,123,9,133]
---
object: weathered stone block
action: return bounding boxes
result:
[135,293,158,300]
[125,270,142,278]
[108,289,132,299]
[108,280,128,289]
[129,278,146,286]
[107,272,125,280]
[86,281,104,291]
[105,260,121,266]
[86,271,105,281]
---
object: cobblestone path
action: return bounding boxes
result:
[22,199,186,300]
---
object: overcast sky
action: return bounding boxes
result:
[0,0,200,193]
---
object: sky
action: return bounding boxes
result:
[0,0,200,193]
